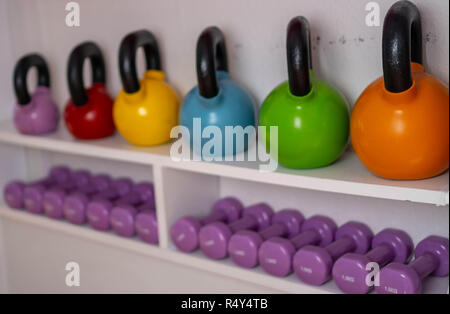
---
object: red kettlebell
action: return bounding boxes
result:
[64,42,115,139]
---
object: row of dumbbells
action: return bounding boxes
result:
[171,197,449,294]
[3,166,158,244]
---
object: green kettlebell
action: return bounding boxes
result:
[259,16,349,169]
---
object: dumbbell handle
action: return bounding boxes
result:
[259,223,288,241]
[325,237,356,261]
[93,188,125,201]
[30,179,65,194]
[366,244,395,266]
[37,177,61,189]
[116,192,141,206]
[291,229,322,249]
[201,210,227,225]
[409,253,439,280]
[78,182,101,195]
[229,216,258,233]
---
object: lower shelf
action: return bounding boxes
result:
[0,206,448,294]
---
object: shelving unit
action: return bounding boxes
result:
[0,120,448,294]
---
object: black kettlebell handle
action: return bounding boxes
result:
[287,16,312,97]
[67,42,106,106]
[119,30,161,94]
[13,54,50,105]
[382,0,423,93]
[196,27,229,99]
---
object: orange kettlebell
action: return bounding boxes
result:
[351,1,449,180]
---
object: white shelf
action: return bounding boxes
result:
[0,120,448,206]
[1,206,447,294]
[0,206,332,294]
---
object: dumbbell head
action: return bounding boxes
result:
[272,210,304,238]
[240,204,273,230]
[64,192,89,224]
[43,188,66,219]
[228,209,304,268]
[332,228,413,294]
[259,215,337,277]
[136,204,158,244]
[23,184,46,213]
[301,215,337,247]
[199,203,273,260]
[71,170,91,187]
[170,197,243,253]
[49,166,71,183]
[90,174,111,192]
[110,178,133,196]
[211,197,243,223]
[376,236,449,294]
[293,221,373,285]
[414,236,449,277]
[3,181,25,209]
[133,182,154,203]
[86,199,113,230]
[110,204,138,237]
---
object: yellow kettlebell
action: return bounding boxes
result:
[114,30,179,146]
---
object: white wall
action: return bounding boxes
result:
[1,0,448,115]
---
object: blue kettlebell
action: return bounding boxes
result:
[180,26,256,157]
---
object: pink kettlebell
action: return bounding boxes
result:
[13,54,59,135]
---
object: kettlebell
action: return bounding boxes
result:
[13,54,59,135]
[351,1,449,180]
[114,30,179,146]
[64,42,115,140]
[179,27,256,157]
[259,17,349,169]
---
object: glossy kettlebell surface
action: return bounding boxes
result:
[64,42,115,140]
[13,54,59,135]
[259,17,349,169]
[114,30,179,147]
[179,27,256,157]
[351,1,449,180]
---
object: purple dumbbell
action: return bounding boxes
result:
[110,204,139,237]
[91,177,133,202]
[110,184,155,237]
[332,228,413,294]
[228,209,304,268]
[293,221,373,286]
[23,184,53,214]
[135,203,158,244]
[7,166,70,211]
[48,166,72,184]
[114,182,154,207]
[86,178,135,230]
[43,170,92,219]
[199,203,273,260]
[376,236,449,294]
[3,181,27,209]
[59,169,91,191]
[258,215,337,277]
[63,174,112,224]
[3,179,50,209]
[21,166,72,213]
[170,197,243,253]
[132,182,154,204]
